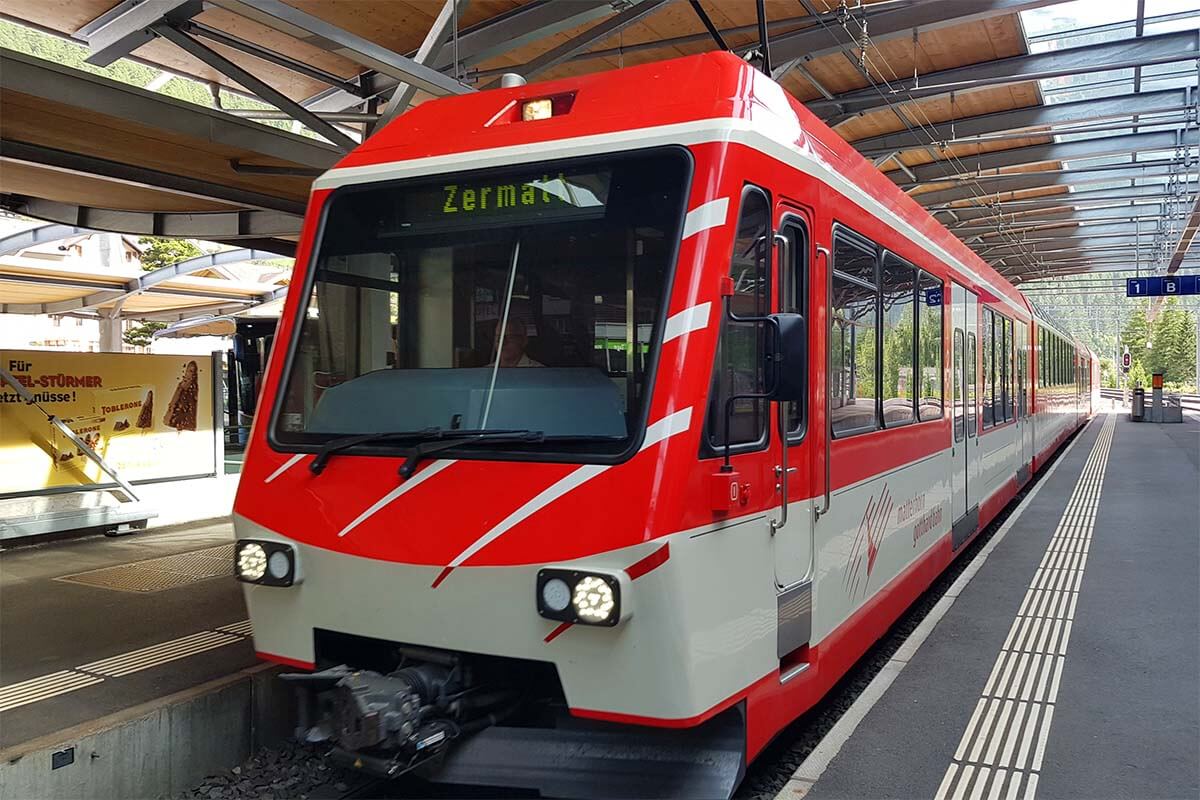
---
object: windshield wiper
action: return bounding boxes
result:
[309,428,530,475]
[397,429,544,478]
[307,431,542,474]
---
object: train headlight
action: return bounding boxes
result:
[572,576,615,622]
[236,542,267,581]
[235,539,298,587]
[536,569,626,627]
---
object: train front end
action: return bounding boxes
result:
[233,54,793,797]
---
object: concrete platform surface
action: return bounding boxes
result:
[0,519,256,749]
[792,412,1200,800]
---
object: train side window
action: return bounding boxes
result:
[1037,329,1044,388]
[999,316,1010,423]
[705,186,770,450]
[830,232,879,437]
[953,328,964,442]
[1007,319,1016,421]
[966,332,977,437]
[881,254,915,428]
[918,272,943,421]
[982,309,994,429]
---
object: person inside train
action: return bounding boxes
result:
[494,322,544,368]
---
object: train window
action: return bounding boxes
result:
[782,219,809,441]
[881,254,915,428]
[271,148,691,460]
[830,233,879,437]
[706,186,771,450]
[953,329,964,442]
[1037,328,1044,388]
[917,272,943,421]
[982,309,994,429]
[966,332,977,437]
[999,316,1010,423]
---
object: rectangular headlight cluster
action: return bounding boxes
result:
[536,569,625,627]
[235,539,297,587]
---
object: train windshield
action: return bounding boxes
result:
[272,149,690,460]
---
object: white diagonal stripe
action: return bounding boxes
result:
[445,408,692,570]
[662,302,712,343]
[938,414,1115,800]
[338,459,456,537]
[264,453,305,484]
[681,197,730,239]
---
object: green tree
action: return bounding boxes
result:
[122,321,167,347]
[137,236,202,272]
[1148,300,1197,386]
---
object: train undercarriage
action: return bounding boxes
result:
[281,630,746,799]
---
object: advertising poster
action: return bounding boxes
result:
[0,350,216,495]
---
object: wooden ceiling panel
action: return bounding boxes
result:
[0,161,236,212]
[837,82,1045,144]
[0,91,314,202]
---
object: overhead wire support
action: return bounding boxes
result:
[689,0,730,51]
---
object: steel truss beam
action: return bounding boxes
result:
[208,0,472,98]
[895,129,1199,185]
[956,204,1176,235]
[2,196,300,245]
[938,182,1200,219]
[38,247,285,315]
[182,21,366,98]
[850,88,1194,156]
[979,237,1162,257]
[1,140,306,216]
[82,0,202,66]
[132,287,288,322]
[513,0,677,83]
[152,24,358,150]
[912,162,1193,207]
[379,0,464,129]
[0,224,94,256]
[0,50,340,170]
[769,0,1061,68]
[808,29,1200,122]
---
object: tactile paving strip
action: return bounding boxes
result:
[55,543,235,593]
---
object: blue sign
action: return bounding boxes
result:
[925,288,943,306]
[1126,276,1198,297]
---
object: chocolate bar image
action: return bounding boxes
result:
[164,361,199,431]
[136,390,154,429]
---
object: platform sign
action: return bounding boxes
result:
[0,350,216,495]
[1126,276,1199,297]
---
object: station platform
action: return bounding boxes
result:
[785,410,1200,800]
[0,519,256,749]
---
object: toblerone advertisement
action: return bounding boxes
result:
[0,350,215,494]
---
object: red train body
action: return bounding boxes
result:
[233,53,1098,797]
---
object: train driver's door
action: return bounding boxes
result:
[771,207,815,663]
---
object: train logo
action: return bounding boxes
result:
[845,483,894,598]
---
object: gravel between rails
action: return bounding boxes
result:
[735,429,1081,800]
[183,430,1080,800]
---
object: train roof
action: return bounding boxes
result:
[323,51,1032,322]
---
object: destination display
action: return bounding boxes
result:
[386,168,612,234]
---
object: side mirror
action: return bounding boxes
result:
[766,312,806,403]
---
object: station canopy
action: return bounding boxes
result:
[1,0,1197,292]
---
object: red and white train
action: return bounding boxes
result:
[233,52,1100,797]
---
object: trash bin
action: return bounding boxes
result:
[1132,387,1145,421]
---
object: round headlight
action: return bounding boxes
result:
[572,576,615,623]
[541,577,571,613]
[267,550,291,580]
[237,542,267,581]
